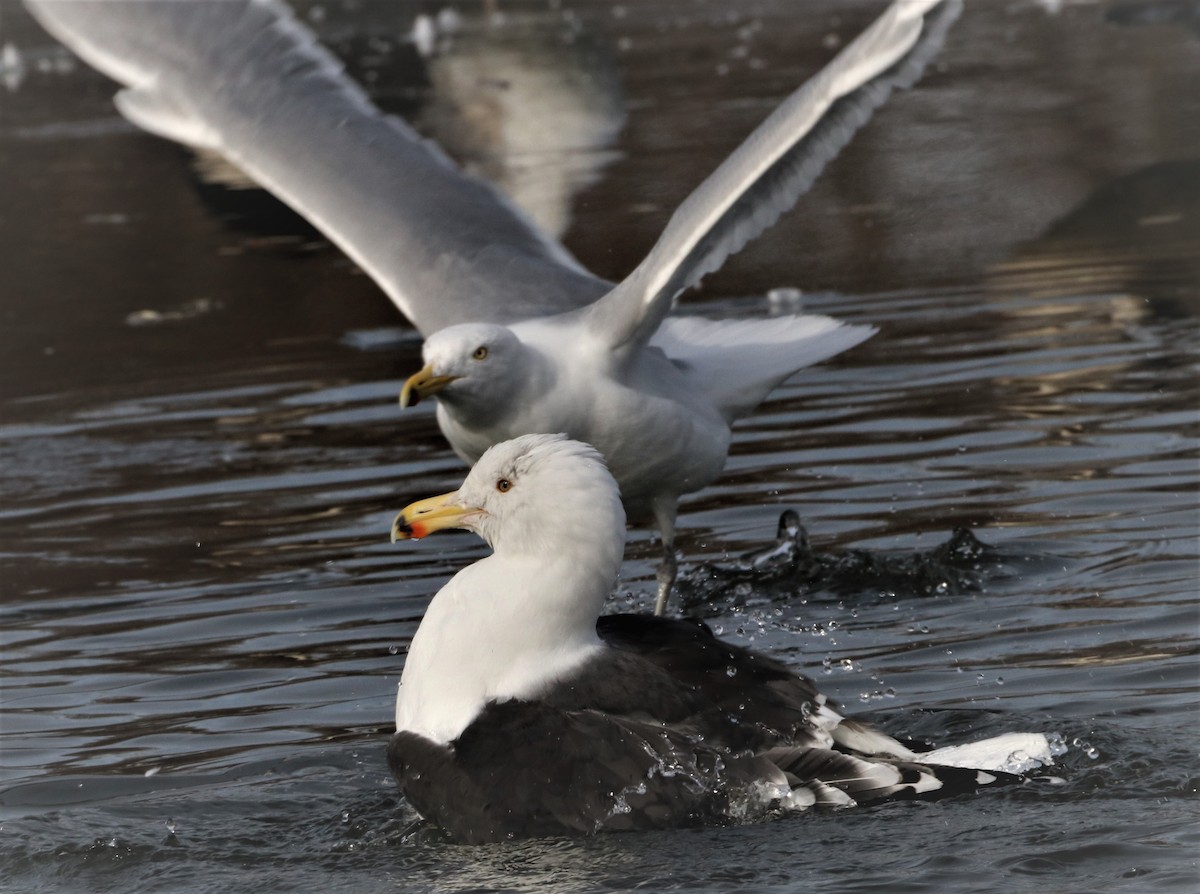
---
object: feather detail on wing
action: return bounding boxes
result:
[24,0,608,334]
[585,0,961,351]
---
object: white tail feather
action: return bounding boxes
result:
[653,314,876,423]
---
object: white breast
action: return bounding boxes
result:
[395,555,607,744]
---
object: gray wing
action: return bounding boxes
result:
[584,0,962,351]
[24,0,610,335]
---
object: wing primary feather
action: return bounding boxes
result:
[586,0,961,351]
[23,0,606,334]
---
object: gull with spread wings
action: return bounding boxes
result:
[27,0,961,612]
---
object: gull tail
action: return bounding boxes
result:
[768,745,1015,808]
[826,708,1064,779]
[769,728,1060,808]
[784,698,1062,806]
[653,314,876,423]
[920,731,1066,775]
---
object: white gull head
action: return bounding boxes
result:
[399,322,537,428]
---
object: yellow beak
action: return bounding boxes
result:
[391,490,475,542]
[399,364,459,408]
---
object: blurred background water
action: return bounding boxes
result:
[0,1,1197,892]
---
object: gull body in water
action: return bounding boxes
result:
[26,0,961,612]
[388,434,1060,843]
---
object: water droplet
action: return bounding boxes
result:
[388,645,399,655]
[996,676,1005,685]
[725,666,737,678]
[341,810,351,824]
[165,818,177,835]
[885,688,896,698]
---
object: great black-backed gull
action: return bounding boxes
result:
[26,0,960,614]
[388,434,1057,844]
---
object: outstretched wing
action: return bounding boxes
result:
[584,0,962,351]
[24,0,609,335]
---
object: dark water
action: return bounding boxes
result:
[1,1,1198,891]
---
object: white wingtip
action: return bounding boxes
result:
[922,732,1063,775]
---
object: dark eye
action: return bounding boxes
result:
[473,346,488,360]
[496,478,512,493]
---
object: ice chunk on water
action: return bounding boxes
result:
[2,43,25,92]
[410,15,436,58]
[766,286,804,313]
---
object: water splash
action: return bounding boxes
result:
[677,511,1054,613]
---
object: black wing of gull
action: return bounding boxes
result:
[583,0,962,351]
[23,0,610,335]
[389,614,1016,845]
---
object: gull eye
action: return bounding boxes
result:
[472,346,488,361]
[496,478,512,493]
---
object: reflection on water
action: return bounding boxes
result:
[0,0,1197,892]
[418,11,625,240]
[992,160,1200,316]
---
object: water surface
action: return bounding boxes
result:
[1,1,1197,892]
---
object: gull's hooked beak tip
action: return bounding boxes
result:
[390,490,470,542]
[398,385,420,408]
[390,517,414,542]
[399,364,459,409]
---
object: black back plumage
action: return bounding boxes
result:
[388,615,1021,842]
